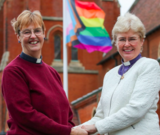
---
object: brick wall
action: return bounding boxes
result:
[0,8,3,61]
[146,29,160,59]
[40,0,62,17]
[78,102,98,124]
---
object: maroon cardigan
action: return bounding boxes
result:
[2,56,74,135]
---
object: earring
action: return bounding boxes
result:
[140,46,143,53]
[18,41,20,43]
[44,37,46,40]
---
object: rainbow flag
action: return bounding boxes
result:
[66,0,112,53]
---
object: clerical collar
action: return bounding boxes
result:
[118,54,142,78]
[20,52,42,64]
[122,54,142,66]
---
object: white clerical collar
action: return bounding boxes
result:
[123,61,131,66]
[36,58,42,63]
[20,52,42,64]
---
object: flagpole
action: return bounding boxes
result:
[63,0,68,97]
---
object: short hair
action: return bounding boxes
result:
[11,10,46,35]
[112,12,146,43]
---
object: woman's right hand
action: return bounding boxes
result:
[70,126,88,135]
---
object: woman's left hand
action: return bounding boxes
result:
[81,124,97,134]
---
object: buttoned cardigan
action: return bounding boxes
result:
[83,57,160,135]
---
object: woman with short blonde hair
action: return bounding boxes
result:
[11,10,46,35]
[2,10,87,135]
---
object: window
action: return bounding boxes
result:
[54,35,61,60]
[71,46,78,60]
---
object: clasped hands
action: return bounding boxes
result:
[70,124,97,135]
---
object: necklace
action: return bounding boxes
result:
[119,54,142,79]
[121,65,124,79]
[121,75,124,79]
[120,61,131,79]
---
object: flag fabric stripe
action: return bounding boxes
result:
[66,29,75,42]
[71,0,85,28]
[66,0,81,43]
[79,27,109,37]
[66,0,75,44]
[77,35,112,46]
[76,6,105,19]
[69,0,85,33]
[80,17,104,28]
[66,0,76,27]
[71,40,112,53]
[66,0,112,53]
[75,0,102,10]
[66,23,73,35]
[74,44,112,53]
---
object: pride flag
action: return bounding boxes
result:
[66,0,112,53]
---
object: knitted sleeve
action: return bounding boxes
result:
[95,59,160,134]
[2,66,72,135]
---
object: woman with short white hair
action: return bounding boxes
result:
[80,12,160,135]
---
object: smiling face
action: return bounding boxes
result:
[17,23,45,58]
[115,29,144,62]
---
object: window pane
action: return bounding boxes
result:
[54,35,61,59]
[71,46,78,60]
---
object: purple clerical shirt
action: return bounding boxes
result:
[118,54,142,76]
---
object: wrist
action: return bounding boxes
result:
[70,127,76,135]
[93,124,97,133]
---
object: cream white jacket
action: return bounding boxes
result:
[83,57,160,135]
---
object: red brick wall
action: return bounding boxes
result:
[0,8,3,61]
[42,21,63,65]
[28,0,40,11]
[78,49,103,70]
[40,0,62,17]
[3,1,6,53]
[141,39,149,57]
[78,102,98,124]
[5,0,27,62]
[59,73,100,102]
[102,1,120,38]
[146,29,160,59]
[145,29,160,122]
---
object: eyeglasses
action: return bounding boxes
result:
[20,28,43,37]
[117,37,140,45]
